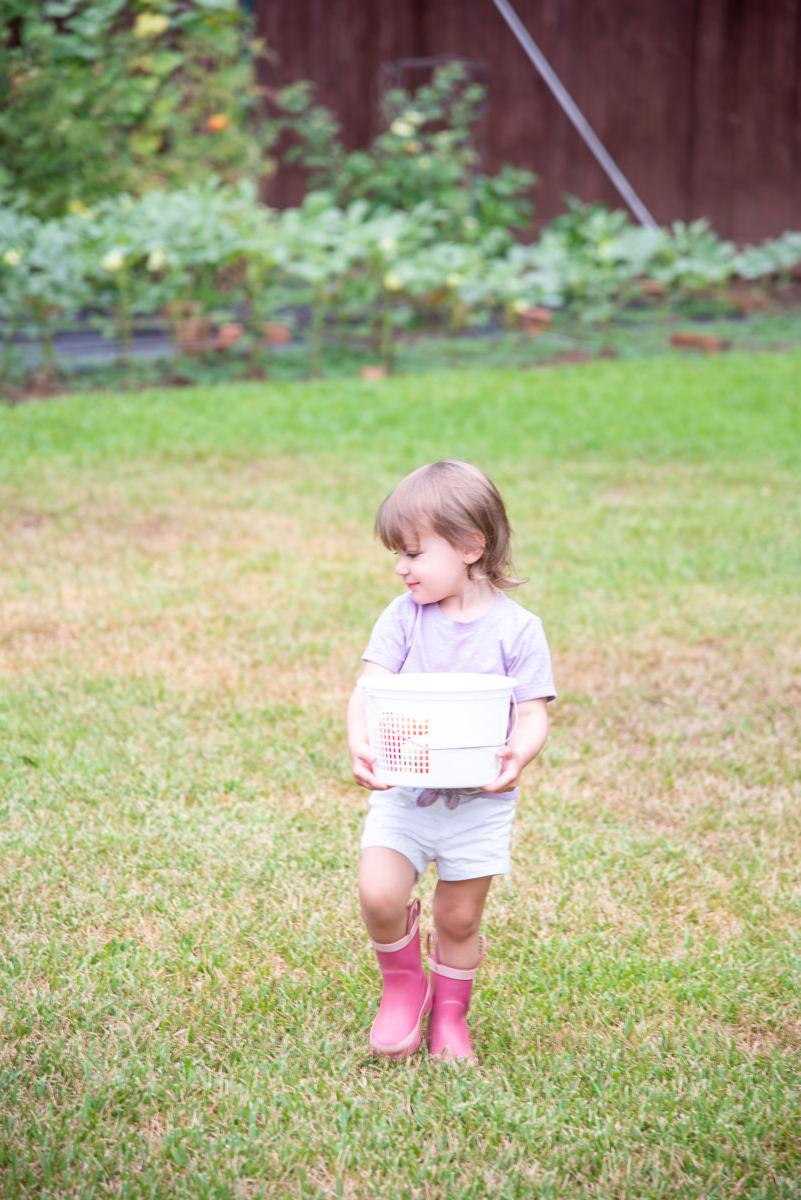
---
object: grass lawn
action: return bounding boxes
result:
[1,353,800,1198]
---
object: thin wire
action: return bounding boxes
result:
[492,0,659,229]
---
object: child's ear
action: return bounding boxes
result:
[462,532,486,564]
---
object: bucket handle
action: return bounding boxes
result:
[506,690,519,744]
[402,691,519,754]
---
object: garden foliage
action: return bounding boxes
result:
[273,62,536,248]
[2,40,801,381]
[3,183,801,376]
[0,0,272,219]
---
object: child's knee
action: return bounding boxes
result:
[359,880,408,927]
[432,893,483,941]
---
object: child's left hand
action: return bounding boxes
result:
[482,745,524,793]
[481,698,549,793]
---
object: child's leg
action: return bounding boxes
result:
[432,875,493,968]
[359,846,417,945]
[359,847,431,1058]
[428,875,493,1063]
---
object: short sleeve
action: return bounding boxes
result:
[508,615,556,703]
[362,596,410,673]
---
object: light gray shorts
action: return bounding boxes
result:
[360,787,516,882]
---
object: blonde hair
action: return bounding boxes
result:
[375,460,524,590]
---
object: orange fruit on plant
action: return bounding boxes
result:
[205,113,230,133]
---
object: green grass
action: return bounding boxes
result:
[1,353,800,1197]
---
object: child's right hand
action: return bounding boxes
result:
[350,741,390,791]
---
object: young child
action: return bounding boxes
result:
[347,460,556,1064]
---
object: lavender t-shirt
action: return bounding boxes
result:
[362,592,556,703]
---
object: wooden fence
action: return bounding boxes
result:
[257,0,801,241]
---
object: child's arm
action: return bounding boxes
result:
[347,661,392,791]
[483,698,549,793]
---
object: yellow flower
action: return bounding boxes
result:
[3,248,22,267]
[383,273,402,292]
[133,12,170,38]
[597,238,615,261]
[446,273,463,288]
[512,299,528,314]
[67,199,95,217]
[147,248,167,272]
[390,119,413,138]
[102,248,126,272]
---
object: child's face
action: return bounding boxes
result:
[393,530,481,606]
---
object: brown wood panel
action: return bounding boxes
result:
[689,0,801,238]
[728,0,800,239]
[256,0,801,240]
[688,0,735,234]
[258,0,428,203]
[485,0,698,226]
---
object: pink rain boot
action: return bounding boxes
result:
[426,933,487,1064]
[369,898,433,1058]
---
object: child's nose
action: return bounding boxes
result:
[395,558,408,576]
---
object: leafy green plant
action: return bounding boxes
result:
[533,200,667,324]
[733,232,801,282]
[0,206,38,379]
[336,203,441,368]
[274,62,536,246]
[86,180,262,360]
[650,219,736,298]
[455,242,564,324]
[382,239,487,331]
[276,197,426,375]
[0,208,90,381]
[273,197,358,376]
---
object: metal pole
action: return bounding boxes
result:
[492,0,659,229]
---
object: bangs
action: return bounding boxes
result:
[374,475,437,551]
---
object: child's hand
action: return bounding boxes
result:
[482,745,524,793]
[483,699,549,794]
[350,741,390,791]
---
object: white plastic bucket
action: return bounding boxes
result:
[358,672,518,788]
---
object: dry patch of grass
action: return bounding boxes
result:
[0,476,365,698]
[550,632,800,835]
[703,1016,801,1058]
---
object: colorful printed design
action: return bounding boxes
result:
[378,714,430,776]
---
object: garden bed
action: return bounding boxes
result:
[4,173,801,405]
[4,298,801,404]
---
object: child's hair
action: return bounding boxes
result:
[375,460,524,590]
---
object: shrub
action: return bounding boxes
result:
[0,0,274,219]
[273,61,536,247]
